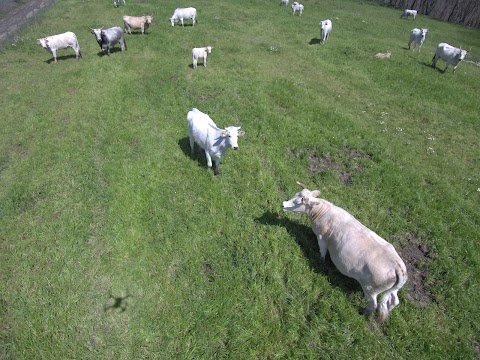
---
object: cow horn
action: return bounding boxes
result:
[296,181,308,189]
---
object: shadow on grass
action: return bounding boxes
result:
[104,291,131,313]
[45,54,79,64]
[96,47,125,57]
[309,38,321,45]
[178,136,207,169]
[255,211,360,295]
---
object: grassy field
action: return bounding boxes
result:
[1,0,479,358]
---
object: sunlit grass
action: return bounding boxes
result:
[1,0,479,358]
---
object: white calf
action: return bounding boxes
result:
[292,2,304,15]
[320,19,332,43]
[401,9,417,20]
[170,7,197,27]
[187,108,245,175]
[432,43,469,74]
[408,28,428,51]
[192,46,212,69]
[36,31,82,63]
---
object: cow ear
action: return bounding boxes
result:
[310,190,320,198]
[238,130,245,136]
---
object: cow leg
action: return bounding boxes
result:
[317,235,327,260]
[181,18,184,26]
[387,290,399,312]
[213,158,221,175]
[204,56,207,67]
[360,286,378,315]
[189,136,195,154]
[52,49,57,63]
[205,151,213,169]
[431,55,438,68]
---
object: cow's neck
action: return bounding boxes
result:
[308,199,332,223]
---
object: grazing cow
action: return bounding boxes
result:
[432,43,469,74]
[113,0,126,7]
[192,46,212,69]
[320,19,332,43]
[36,31,82,63]
[282,181,408,322]
[123,15,153,34]
[170,7,197,27]
[280,0,289,5]
[408,28,428,51]
[187,108,245,175]
[90,27,127,56]
[292,2,304,16]
[401,9,417,20]
[375,50,392,58]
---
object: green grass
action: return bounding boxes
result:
[1,0,479,358]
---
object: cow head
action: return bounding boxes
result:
[36,38,47,48]
[458,48,469,62]
[220,126,245,150]
[89,27,104,44]
[170,16,177,26]
[144,16,153,24]
[282,181,321,213]
[206,46,212,54]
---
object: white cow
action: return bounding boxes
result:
[401,9,417,20]
[320,19,332,43]
[282,182,408,322]
[90,27,127,56]
[432,43,469,74]
[170,7,197,27]
[187,108,245,175]
[123,15,153,34]
[292,2,304,16]
[36,31,82,63]
[408,28,428,51]
[192,46,212,69]
[280,0,289,6]
[113,0,126,7]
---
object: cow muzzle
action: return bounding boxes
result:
[233,146,239,150]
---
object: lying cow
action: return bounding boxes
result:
[282,182,408,322]
[192,46,212,69]
[123,15,153,34]
[320,19,332,43]
[292,2,304,16]
[90,27,127,56]
[187,108,245,175]
[36,31,82,63]
[401,9,417,20]
[408,28,428,51]
[170,7,197,27]
[375,50,392,59]
[431,43,469,74]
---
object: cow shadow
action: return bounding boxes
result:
[96,47,125,57]
[45,54,78,64]
[309,38,322,45]
[178,136,207,168]
[255,211,360,295]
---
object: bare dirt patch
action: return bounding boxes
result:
[288,146,372,186]
[394,232,436,307]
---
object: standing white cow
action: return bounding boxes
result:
[401,9,417,20]
[408,28,428,51]
[282,182,408,322]
[320,19,332,43]
[170,7,197,27]
[280,0,289,6]
[431,43,469,74]
[187,108,245,175]
[291,2,304,16]
[90,27,127,56]
[36,31,82,63]
[113,0,126,7]
[192,46,212,69]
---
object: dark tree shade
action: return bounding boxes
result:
[384,0,480,28]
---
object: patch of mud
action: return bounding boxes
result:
[288,146,372,186]
[394,232,436,307]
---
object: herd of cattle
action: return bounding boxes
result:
[31,1,472,322]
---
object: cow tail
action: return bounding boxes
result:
[378,265,407,322]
